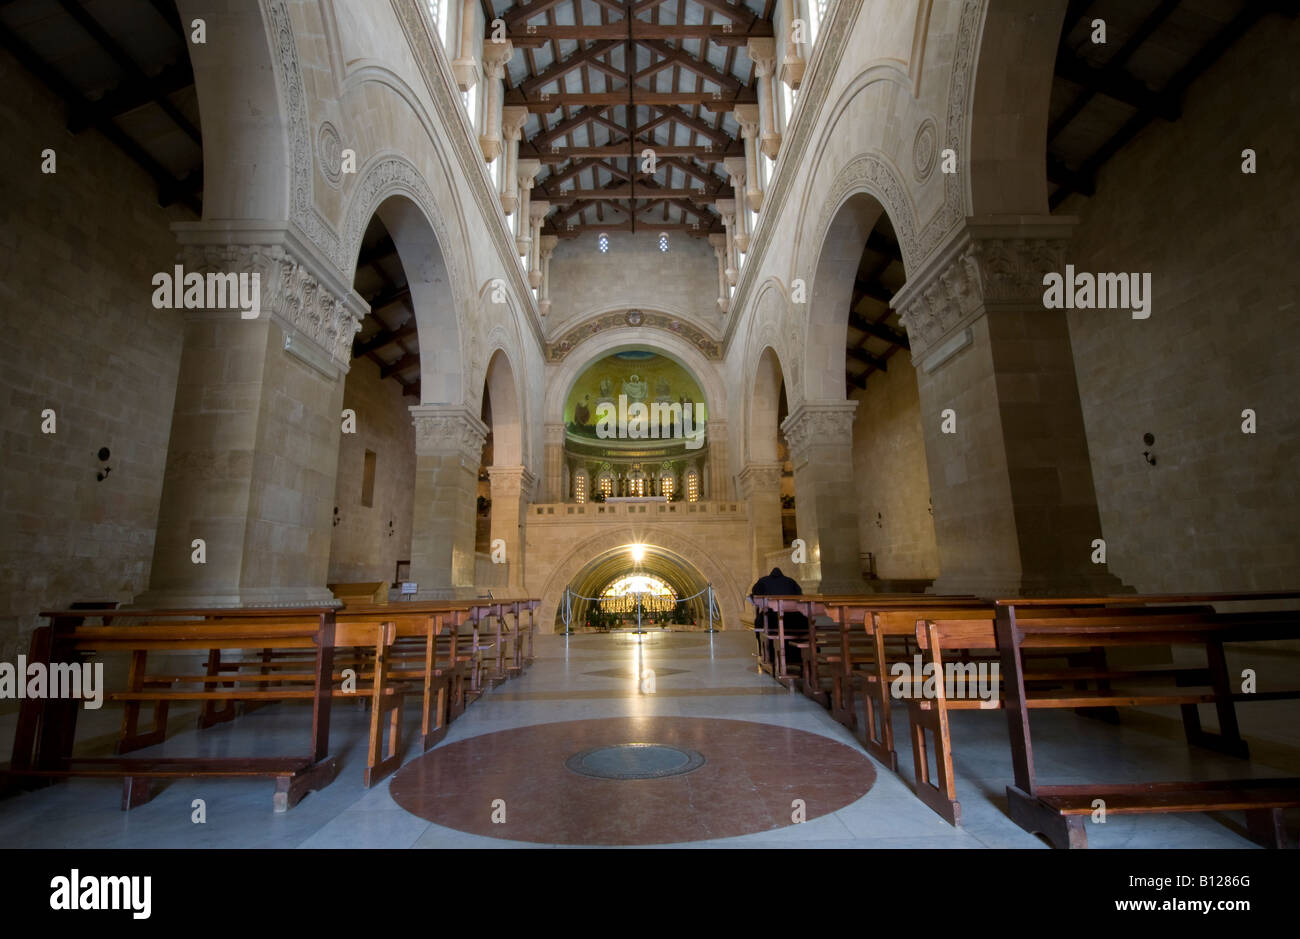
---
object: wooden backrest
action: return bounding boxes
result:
[876,607,991,639]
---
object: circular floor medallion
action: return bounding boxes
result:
[565,743,705,780]
[583,667,688,679]
[388,716,877,845]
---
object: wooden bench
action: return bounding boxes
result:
[909,597,1300,845]
[3,608,364,810]
[332,601,472,746]
[816,596,983,761]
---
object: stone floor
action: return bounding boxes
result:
[1,630,1296,848]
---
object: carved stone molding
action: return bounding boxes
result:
[893,227,1071,361]
[912,117,938,182]
[410,405,488,463]
[488,464,537,500]
[736,461,784,497]
[780,400,858,466]
[178,243,362,368]
[265,0,343,267]
[544,310,722,362]
[544,422,566,446]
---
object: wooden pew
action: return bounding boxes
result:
[332,601,471,747]
[995,599,1300,848]
[3,608,359,810]
[907,598,1300,845]
[816,595,983,762]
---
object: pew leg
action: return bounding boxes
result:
[198,648,238,729]
[1180,703,1251,760]
[907,700,960,826]
[861,681,898,772]
[121,776,159,811]
[274,757,339,812]
[1244,808,1288,849]
[831,673,858,732]
[1005,786,1088,849]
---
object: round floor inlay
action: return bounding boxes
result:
[388,716,877,845]
[565,743,705,780]
[583,666,688,679]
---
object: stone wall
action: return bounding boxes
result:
[850,355,939,581]
[544,231,723,333]
[1064,16,1300,593]
[327,356,415,585]
[0,50,187,660]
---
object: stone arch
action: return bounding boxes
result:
[543,324,728,427]
[482,348,524,467]
[748,347,789,465]
[176,0,290,222]
[536,527,745,634]
[965,0,1066,216]
[342,158,468,405]
[802,189,898,402]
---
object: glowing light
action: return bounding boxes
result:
[630,543,646,563]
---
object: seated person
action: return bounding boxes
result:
[749,566,809,670]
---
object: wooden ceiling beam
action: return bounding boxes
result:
[548,186,718,202]
[505,23,774,46]
[380,352,420,379]
[533,142,739,161]
[519,39,623,95]
[848,311,909,349]
[354,322,417,358]
[638,39,742,91]
[510,89,753,110]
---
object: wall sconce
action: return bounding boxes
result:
[96,446,112,482]
[387,519,394,538]
[875,512,883,528]
[1142,432,1157,466]
[332,506,340,527]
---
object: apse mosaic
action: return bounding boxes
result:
[563,350,706,442]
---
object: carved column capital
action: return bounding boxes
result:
[481,39,514,75]
[487,464,537,501]
[747,38,777,75]
[737,461,784,498]
[501,105,528,143]
[410,405,488,464]
[780,400,858,467]
[544,422,567,445]
[892,217,1076,363]
[177,242,363,371]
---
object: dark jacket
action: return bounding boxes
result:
[750,567,809,633]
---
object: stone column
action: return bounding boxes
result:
[528,200,549,289]
[717,198,738,284]
[779,0,805,89]
[781,400,861,595]
[478,40,513,163]
[543,423,565,502]
[410,405,487,599]
[709,233,730,312]
[892,218,1126,597]
[487,465,535,591]
[748,37,782,159]
[733,104,763,213]
[738,462,785,585]
[538,234,557,316]
[516,158,540,257]
[135,236,365,608]
[451,0,479,91]
[704,418,731,500]
[499,105,528,214]
[723,157,749,253]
